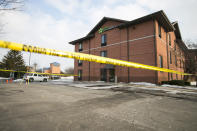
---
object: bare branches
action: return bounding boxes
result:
[0,0,24,11]
[65,67,74,74]
[185,39,197,49]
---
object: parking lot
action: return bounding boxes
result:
[0,82,197,131]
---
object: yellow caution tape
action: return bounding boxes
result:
[0,68,76,76]
[0,40,193,76]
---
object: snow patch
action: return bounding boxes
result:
[0,77,9,80]
[52,76,73,82]
[129,82,156,86]
[13,79,24,82]
[161,84,197,90]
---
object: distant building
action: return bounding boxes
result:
[26,66,35,72]
[43,67,50,73]
[50,62,60,74]
[185,49,197,81]
[37,62,61,74]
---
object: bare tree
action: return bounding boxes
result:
[0,0,24,11]
[64,67,74,74]
[0,0,25,34]
[185,39,197,49]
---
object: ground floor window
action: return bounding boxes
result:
[78,60,83,66]
[159,55,163,68]
[171,73,173,80]
[78,70,82,80]
[100,69,107,81]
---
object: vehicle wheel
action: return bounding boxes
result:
[29,78,34,82]
[43,78,47,82]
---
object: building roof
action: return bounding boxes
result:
[69,17,127,45]
[118,10,175,31]
[50,62,60,66]
[172,22,182,40]
[87,17,128,36]
[188,49,197,53]
[69,34,94,45]
[69,10,175,45]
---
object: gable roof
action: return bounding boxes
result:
[87,17,128,36]
[69,17,127,45]
[172,21,182,40]
[69,10,175,45]
[118,10,175,32]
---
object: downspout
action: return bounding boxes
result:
[88,39,90,81]
[166,32,170,81]
[127,27,130,83]
[153,20,158,84]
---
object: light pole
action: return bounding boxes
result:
[29,52,31,71]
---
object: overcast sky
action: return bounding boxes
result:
[0,0,196,71]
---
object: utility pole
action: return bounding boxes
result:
[29,52,31,69]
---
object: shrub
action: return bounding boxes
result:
[161,80,190,86]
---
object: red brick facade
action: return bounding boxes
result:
[69,11,187,84]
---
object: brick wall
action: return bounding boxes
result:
[73,19,187,84]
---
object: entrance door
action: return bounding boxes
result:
[109,69,115,82]
[100,69,107,81]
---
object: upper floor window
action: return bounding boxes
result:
[101,34,107,46]
[159,55,163,68]
[101,51,107,57]
[79,43,83,52]
[175,55,177,66]
[170,51,172,64]
[168,34,171,46]
[180,60,182,68]
[78,60,83,66]
[158,24,161,38]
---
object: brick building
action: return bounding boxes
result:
[69,10,188,84]
[42,62,61,74]
[185,49,197,81]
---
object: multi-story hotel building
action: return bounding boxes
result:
[69,10,188,84]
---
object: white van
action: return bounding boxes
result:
[23,73,48,82]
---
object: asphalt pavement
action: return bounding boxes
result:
[0,82,197,131]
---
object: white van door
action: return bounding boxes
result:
[37,74,43,81]
[33,74,38,81]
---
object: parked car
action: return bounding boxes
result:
[23,73,48,82]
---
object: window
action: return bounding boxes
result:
[78,70,82,80]
[101,34,107,46]
[34,74,37,76]
[158,24,161,38]
[79,43,83,52]
[180,60,181,68]
[171,73,173,80]
[175,55,177,66]
[78,60,83,66]
[169,51,172,64]
[38,74,42,77]
[168,34,171,46]
[176,74,178,80]
[100,69,107,81]
[183,61,185,68]
[101,51,107,57]
[159,55,163,68]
